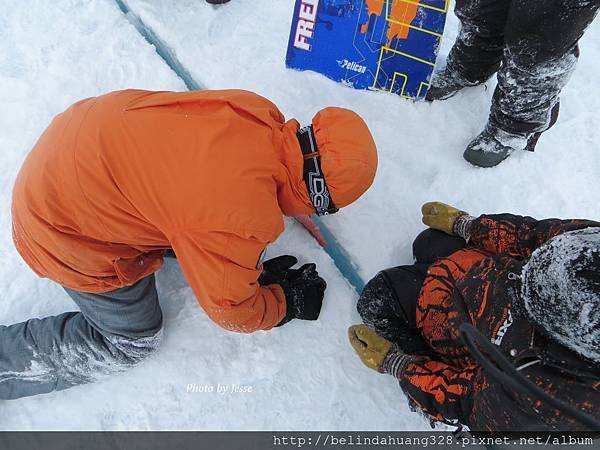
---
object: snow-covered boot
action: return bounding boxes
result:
[425,66,483,102]
[463,125,528,168]
[464,102,560,168]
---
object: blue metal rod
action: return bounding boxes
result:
[114,0,204,91]
[312,216,365,293]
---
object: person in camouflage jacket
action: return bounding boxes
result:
[349,202,600,432]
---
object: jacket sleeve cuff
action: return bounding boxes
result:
[453,214,475,242]
[381,347,410,378]
[271,283,292,328]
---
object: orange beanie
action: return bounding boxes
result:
[311,107,378,209]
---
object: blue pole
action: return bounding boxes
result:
[312,216,365,293]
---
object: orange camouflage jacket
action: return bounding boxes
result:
[397,215,600,431]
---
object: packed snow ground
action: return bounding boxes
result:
[0,0,598,431]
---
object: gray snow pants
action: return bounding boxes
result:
[448,0,600,135]
[0,275,163,400]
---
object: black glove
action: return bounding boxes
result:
[258,255,327,326]
[258,255,298,286]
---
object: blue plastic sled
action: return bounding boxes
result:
[286,0,449,100]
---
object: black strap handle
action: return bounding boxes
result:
[459,323,600,431]
[296,125,339,216]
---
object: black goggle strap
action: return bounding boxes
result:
[296,125,339,216]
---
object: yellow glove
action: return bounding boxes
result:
[348,324,393,373]
[421,201,467,235]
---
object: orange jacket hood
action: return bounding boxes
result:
[279,107,378,214]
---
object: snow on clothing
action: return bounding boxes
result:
[448,0,599,136]
[0,275,162,400]
[358,216,600,431]
[521,228,600,362]
[11,89,377,333]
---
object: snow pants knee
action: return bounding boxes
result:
[449,0,599,134]
[357,230,466,354]
[0,275,163,400]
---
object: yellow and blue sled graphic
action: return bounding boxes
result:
[286,0,449,100]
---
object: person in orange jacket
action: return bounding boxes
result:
[6,89,377,399]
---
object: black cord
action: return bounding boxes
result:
[459,323,600,431]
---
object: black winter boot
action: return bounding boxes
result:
[464,102,560,167]
[426,65,485,102]
[463,126,524,168]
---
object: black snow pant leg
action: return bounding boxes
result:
[447,0,511,83]
[490,0,600,135]
[358,229,468,353]
[412,229,468,265]
[358,265,432,355]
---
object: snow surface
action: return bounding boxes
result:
[0,0,599,431]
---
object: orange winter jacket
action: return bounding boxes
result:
[11,89,325,332]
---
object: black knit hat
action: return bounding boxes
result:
[521,228,600,362]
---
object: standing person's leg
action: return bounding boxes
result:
[493,0,599,136]
[0,275,163,400]
[427,0,511,100]
[464,0,600,167]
